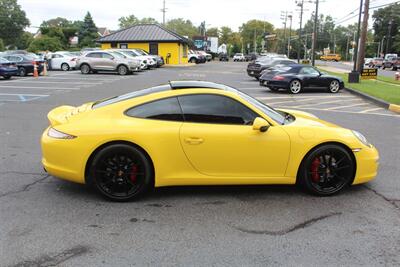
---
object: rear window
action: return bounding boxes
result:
[92,85,171,109]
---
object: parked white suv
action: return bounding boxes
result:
[233,53,245,61]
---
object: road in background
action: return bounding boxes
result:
[316,60,397,78]
[1,62,399,266]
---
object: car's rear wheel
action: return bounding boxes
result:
[61,63,70,71]
[328,80,340,93]
[299,144,355,196]
[89,144,153,201]
[117,65,129,75]
[80,64,91,74]
[289,79,302,94]
[18,67,27,77]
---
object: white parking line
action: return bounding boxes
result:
[323,102,370,110]
[1,80,101,85]
[0,85,80,90]
[268,98,320,105]
[256,95,355,100]
[282,106,400,117]
[358,107,384,113]
[289,98,362,108]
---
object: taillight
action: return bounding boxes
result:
[272,75,285,81]
[71,58,76,61]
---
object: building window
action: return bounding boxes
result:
[119,43,128,49]
[183,45,187,58]
[111,42,117,48]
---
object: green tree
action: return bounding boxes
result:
[0,38,4,51]
[166,18,198,37]
[219,26,233,44]
[0,0,30,46]
[41,17,71,28]
[140,17,158,24]
[239,20,274,53]
[78,12,98,48]
[118,15,139,29]
[16,31,33,49]
[27,36,63,52]
[372,2,400,54]
[206,27,219,37]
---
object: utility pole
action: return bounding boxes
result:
[253,29,257,53]
[381,36,386,56]
[345,33,350,61]
[296,0,305,63]
[161,0,167,25]
[333,33,336,54]
[287,15,293,58]
[348,0,363,83]
[281,11,288,55]
[386,19,393,55]
[356,0,369,73]
[311,0,319,66]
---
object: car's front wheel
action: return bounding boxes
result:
[289,79,302,94]
[328,80,340,93]
[89,144,153,201]
[298,144,355,196]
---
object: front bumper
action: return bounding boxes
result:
[352,145,379,184]
[247,69,261,78]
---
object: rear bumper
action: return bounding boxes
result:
[259,79,289,89]
[0,68,18,76]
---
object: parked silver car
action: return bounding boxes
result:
[76,51,141,75]
[107,49,148,70]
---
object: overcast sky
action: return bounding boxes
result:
[19,0,396,32]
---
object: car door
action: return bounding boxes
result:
[299,66,321,88]
[178,94,291,178]
[101,52,117,70]
[51,54,63,70]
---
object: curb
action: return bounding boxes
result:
[344,87,394,111]
[389,104,400,113]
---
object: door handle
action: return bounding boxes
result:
[184,137,204,145]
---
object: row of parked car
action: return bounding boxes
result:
[366,54,400,70]
[0,50,46,79]
[246,53,344,94]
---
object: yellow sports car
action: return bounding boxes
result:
[41,81,379,201]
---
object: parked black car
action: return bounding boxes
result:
[219,53,229,61]
[245,53,258,61]
[247,58,296,79]
[2,54,45,76]
[259,65,344,94]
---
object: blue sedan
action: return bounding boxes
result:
[0,57,18,79]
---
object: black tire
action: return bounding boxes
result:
[3,75,11,80]
[298,144,355,196]
[61,63,70,71]
[289,79,302,94]
[117,65,129,75]
[189,57,196,63]
[18,67,27,77]
[80,64,91,74]
[89,144,154,201]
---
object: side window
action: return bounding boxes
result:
[126,97,183,122]
[86,52,101,58]
[102,53,114,59]
[178,94,259,125]
[300,67,319,75]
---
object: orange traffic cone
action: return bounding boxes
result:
[33,63,39,78]
[42,62,48,76]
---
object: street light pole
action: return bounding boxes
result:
[287,15,293,58]
[386,19,393,55]
[296,0,304,63]
[311,0,319,67]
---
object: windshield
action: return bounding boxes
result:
[235,91,286,124]
[135,49,147,55]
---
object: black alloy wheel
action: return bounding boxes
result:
[299,144,355,196]
[90,144,153,201]
[18,67,26,77]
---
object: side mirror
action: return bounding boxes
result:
[252,117,270,132]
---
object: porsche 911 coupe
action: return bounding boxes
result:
[41,81,379,201]
[259,65,345,94]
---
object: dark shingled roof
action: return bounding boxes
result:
[97,24,190,44]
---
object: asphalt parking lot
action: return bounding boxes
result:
[1,62,399,266]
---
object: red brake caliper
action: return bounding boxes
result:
[310,158,321,182]
[130,164,138,183]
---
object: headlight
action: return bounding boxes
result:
[48,127,76,139]
[352,130,370,147]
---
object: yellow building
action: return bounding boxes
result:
[97,24,189,65]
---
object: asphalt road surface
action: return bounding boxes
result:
[316,60,397,78]
[1,62,399,266]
